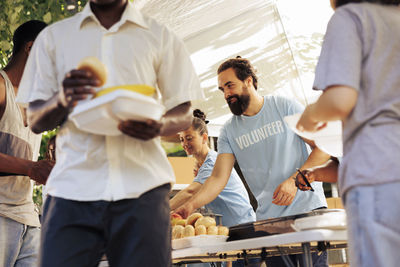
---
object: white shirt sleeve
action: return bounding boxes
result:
[156,27,204,111]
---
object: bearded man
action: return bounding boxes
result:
[176,57,330,267]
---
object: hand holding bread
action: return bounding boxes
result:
[60,57,106,108]
[76,57,107,86]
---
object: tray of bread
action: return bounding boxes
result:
[171,213,229,250]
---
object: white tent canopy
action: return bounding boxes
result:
[137,0,333,136]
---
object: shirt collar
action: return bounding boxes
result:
[77,1,148,30]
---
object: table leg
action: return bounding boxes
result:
[277,247,295,267]
[301,242,312,267]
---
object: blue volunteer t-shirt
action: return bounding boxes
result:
[194,150,256,227]
[218,96,327,220]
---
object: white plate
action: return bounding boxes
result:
[284,113,343,157]
[293,210,347,231]
[315,135,343,157]
[70,89,165,136]
[172,235,228,250]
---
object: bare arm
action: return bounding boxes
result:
[272,139,330,206]
[170,182,202,211]
[0,152,54,184]
[310,158,339,183]
[160,102,192,136]
[28,69,98,134]
[0,152,33,175]
[296,159,339,191]
[28,96,69,133]
[298,138,331,171]
[174,153,235,218]
[297,86,358,132]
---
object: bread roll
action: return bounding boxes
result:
[207,225,218,235]
[217,226,229,236]
[172,225,184,240]
[194,216,216,228]
[77,57,107,86]
[184,225,195,237]
[186,213,203,226]
[175,219,186,227]
[195,225,207,235]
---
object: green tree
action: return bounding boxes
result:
[0,0,87,68]
[33,128,58,211]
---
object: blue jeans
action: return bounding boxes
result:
[0,216,40,267]
[344,181,400,267]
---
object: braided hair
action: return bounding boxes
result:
[192,109,209,136]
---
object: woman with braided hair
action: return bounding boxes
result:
[170,109,255,228]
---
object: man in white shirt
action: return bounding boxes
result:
[17,0,203,266]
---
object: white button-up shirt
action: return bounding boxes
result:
[17,2,203,201]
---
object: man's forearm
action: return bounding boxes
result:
[170,189,195,210]
[187,175,227,211]
[28,95,69,134]
[313,159,339,183]
[301,146,331,171]
[160,102,192,136]
[289,145,330,181]
[0,153,32,176]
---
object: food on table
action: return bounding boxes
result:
[77,57,107,86]
[172,225,184,239]
[195,225,207,235]
[171,213,183,226]
[175,219,187,227]
[184,225,195,237]
[217,226,229,236]
[186,212,203,226]
[194,216,216,228]
[172,213,229,240]
[207,225,218,235]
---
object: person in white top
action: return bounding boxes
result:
[0,20,52,267]
[16,0,203,266]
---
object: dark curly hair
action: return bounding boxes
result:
[192,109,208,136]
[12,20,47,55]
[335,0,400,8]
[217,56,258,90]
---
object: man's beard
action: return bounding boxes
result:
[227,93,250,116]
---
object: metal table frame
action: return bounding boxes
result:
[172,229,347,267]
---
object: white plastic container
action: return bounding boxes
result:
[70,89,165,136]
[284,113,343,157]
[293,210,347,231]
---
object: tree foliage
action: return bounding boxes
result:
[0,0,88,68]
